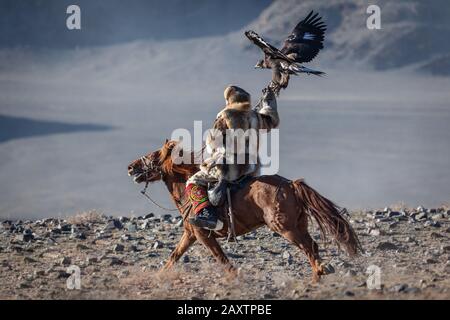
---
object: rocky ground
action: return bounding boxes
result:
[1,207,450,300]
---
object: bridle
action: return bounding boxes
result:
[138,155,189,212]
[139,156,163,180]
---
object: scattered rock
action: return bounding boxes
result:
[425,258,438,264]
[344,269,357,277]
[141,220,152,230]
[121,234,132,241]
[377,242,399,251]
[171,217,181,224]
[404,236,415,243]
[23,256,37,263]
[60,257,72,266]
[417,206,426,213]
[2,204,449,299]
[17,281,32,289]
[55,270,71,279]
[391,283,408,292]
[119,270,130,278]
[416,212,428,220]
[71,232,86,240]
[18,229,34,242]
[425,221,441,228]
[50,228,62,235]
[430,232,444,239]
[323,264,335,274]
[104,219,123,230]
[33,270,45,277]
[86,256,98,264]
[95,231,111,239]
[109,257,125,266]
[388,211,402,218]
[282,251,293,265]
[373,211,384,218]
[431,214,443,221]
[147,252,159,258]
[143,213,155,219]
[153,240,163,249]
[76,244,89,250]
[113,244,125,252]
[405,287,421,294]
[125,222,137,232]
[336,261,352,269]
[344,290,355,296]
[388,222,399,229]
[58,224,72,232]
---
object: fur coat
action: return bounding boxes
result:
[203,85,280,182]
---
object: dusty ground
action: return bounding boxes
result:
[1,207,449,300]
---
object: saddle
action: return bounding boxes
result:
[207,175,254,207]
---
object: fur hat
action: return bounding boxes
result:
[223,85,251,105]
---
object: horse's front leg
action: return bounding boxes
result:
[162,228,196,270]
[193,228,236,275]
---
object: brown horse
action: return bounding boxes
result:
[127,140,361,281]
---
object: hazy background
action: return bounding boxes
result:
[1,0,449,219]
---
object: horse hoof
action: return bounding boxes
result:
[225,266,239,278]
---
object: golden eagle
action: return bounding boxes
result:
[245,11,326,93]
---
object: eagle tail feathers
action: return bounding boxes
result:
[290,63,325,76]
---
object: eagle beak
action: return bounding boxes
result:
[254,64,261,69]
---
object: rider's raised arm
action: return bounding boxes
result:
[254,88,279,131]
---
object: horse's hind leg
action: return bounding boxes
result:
[279,228,324,282]
[271,211,324,282]
[193,229,235,274]
[163,228,196,270]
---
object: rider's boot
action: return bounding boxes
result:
[186,183,223,230]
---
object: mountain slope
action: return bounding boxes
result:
[242,0,450,75]
[0,0,271,48]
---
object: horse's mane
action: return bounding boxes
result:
[158,140,201,177]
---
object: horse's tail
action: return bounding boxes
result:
[291,179,362,256]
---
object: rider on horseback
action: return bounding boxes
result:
[186,85,279,230]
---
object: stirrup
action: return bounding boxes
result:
[189,216,224,231]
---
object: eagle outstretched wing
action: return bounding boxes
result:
[244,30,293,62]
[281,11,326,63]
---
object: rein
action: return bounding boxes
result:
[140,181,189,212]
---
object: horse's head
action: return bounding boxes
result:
[127,139,174,184]
[127,150,162,184]
[127,140,198,184]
